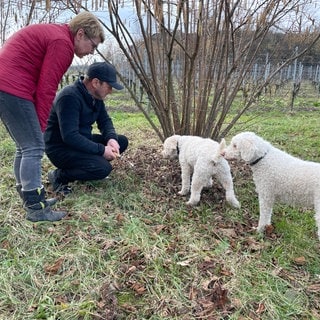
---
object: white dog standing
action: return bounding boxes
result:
[222,131,320,240]
[162,135,240,208]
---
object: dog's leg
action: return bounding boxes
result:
[256,193,274,233]
[203,177,213,189]
[187,171,204,206]
[178,162,191,196]
[216,167,240,208]
[314,199,320,240]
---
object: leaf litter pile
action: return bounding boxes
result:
[114,144,267,237]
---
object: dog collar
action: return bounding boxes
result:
[250,153,267,166]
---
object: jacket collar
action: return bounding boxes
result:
[76,77,97,109]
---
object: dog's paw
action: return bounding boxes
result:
[228,198,241,209]
[186,200,198,206]
[256,225,266,233]
[178,190,189,196]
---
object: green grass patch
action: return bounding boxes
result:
[0,102,320,319]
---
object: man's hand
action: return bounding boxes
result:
[108,139,120,156]
[103,146,117,160]
[103,139,120,160]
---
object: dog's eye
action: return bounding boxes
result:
[233,143,237,148]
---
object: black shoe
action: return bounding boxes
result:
[26,205,66,222]
[22,187,67,222]
[48,170,72,196]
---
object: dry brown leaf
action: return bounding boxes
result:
[99,281,118,320]
[220,268,233,276]
[202,276,220,290]
[265,224,275,236]
[142,218,153,224]
[210,282,229,310]
[44,257,64,275]
[80,213,90,221]
[101,239,115,251]
[152,224,166,234]
[219,228,237,238]
[293,256,306,265]
[115,213,125,223]
[188,286,199,300]
[255,302,266,314]
[130,282,146,295]
[125,265,137,275]
[246,236,265,251]
[1,240,10,249]
[306,283,320,293]
[177,259,192,266]
[197,298,215,310]
[121,303,137,313]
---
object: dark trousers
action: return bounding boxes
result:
[46,134,128,184]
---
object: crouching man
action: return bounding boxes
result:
[44,62,128,195]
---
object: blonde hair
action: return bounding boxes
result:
[69,11,105,43]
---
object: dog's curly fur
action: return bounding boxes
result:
[222,131,320,240]
[162,135,240,208]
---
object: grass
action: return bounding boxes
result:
[0,94,320,319]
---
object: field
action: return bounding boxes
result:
[0,90,320,319]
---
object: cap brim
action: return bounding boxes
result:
[110,82,124,90]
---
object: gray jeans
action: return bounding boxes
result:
[0,91,43,190]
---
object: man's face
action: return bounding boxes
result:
[93,80,113,100]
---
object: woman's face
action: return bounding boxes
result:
[74,29,100,58]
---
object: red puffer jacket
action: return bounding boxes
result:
[0,23,74,131]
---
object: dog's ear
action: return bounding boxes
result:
[162,135,180,158]
[219,139,227,153]
[238,138,258,162]
[212,140,226,162]
[169,135,179,148]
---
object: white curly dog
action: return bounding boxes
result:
[162,135,240,208]
[222,131,320,240]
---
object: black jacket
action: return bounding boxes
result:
[44,77,118,155]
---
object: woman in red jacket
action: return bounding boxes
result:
[0,11,105,222]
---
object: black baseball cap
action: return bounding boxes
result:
[87,62,124,90]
